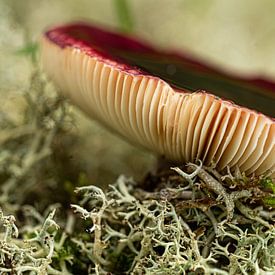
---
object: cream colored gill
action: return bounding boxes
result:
[202,102,227,163]
[240,123,271,171]
[218,110,250,169]
[163,91,181,159]
[178,94,195,162]
[106,68,122,133]
[185,94,206,161]
[156,85,170,156]
[142,79,158,148]
[237,115,267,167]
[191,94,213,161]
[77,49,99,118]
[127,76,143,145]
[255,146,275,175]
[229,112,258,167]
[171,93,185,160]
[120,74,133,137]
[99,64,112,122]
[196,98,221,160]
[113,71,127,135]
[135,78,150,146]
[215,108,242,169]
[205,106,232,165]
[248,124,274,174]
[148,81,164,153]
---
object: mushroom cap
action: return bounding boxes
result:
[41,23,275,176]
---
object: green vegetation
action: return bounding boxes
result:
[114,0,134,33]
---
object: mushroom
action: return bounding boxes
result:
[41,23,275,176]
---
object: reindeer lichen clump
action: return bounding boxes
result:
[0,61,274,275]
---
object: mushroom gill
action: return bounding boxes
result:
[41,23,275,176]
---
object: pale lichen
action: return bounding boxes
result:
[0,208,61,274]
[71,172,275,274]
[0,44,274,275]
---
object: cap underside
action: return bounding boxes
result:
[41,26,275,176]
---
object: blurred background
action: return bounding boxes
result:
[1,0,275,186]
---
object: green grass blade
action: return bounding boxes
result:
[113,0,134,33]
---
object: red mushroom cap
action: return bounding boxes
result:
[41,23,275,176]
